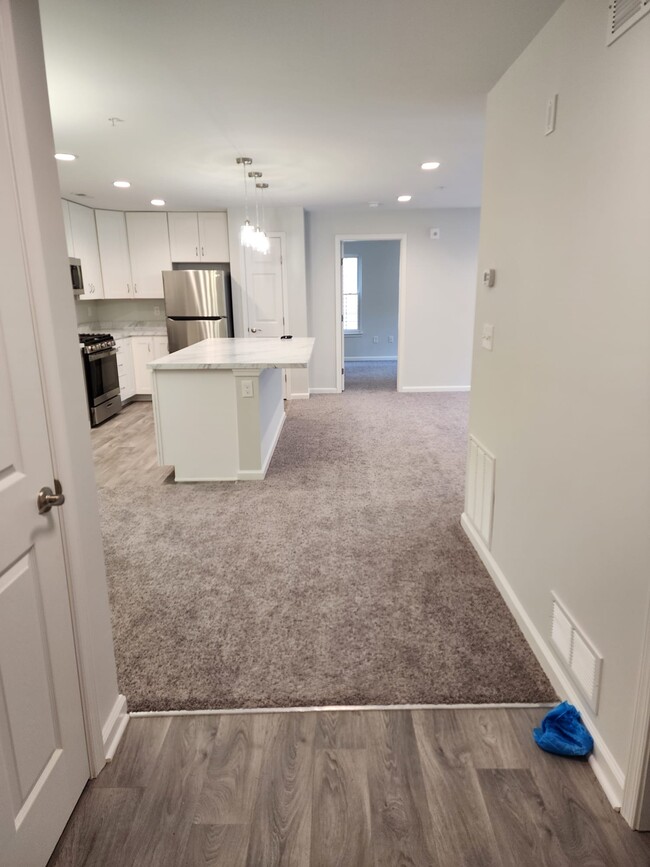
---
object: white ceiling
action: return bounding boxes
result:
[39,0,562,212]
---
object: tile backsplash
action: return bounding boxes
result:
[75,298,165,326]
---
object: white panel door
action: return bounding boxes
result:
[68,202,104,298]
[0,28,88,865]
[126,212,171,298]
[198,212,229,261]
[95,209,133,298]
[168,212,200,262]
[246,235,285,338]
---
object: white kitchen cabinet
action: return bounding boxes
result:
[168,212,201,262]
[115,338,135,401]
[131,335,169,395]
[168,211,229,262]
[152,335,169,358]
[198,212,229,261]
[125,212,171,298]
[95,209,133,298]
[67,201,104,299]
[61,200,74,257]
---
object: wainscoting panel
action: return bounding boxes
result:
[465,436,495,547]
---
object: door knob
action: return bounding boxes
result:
[250,327,261,333]
[37,479,65,514]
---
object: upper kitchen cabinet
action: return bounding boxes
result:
[168,211,229,262]
[66,201,104,299]
[61,200,74,257]
[125,212,171,298]
[95,209,133,299]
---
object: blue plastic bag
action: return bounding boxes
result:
[533,701,594,757]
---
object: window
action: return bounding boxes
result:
[342,256,361,333]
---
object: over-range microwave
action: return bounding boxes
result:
[69,257,84,297]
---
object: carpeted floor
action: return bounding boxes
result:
[97,361,556,711]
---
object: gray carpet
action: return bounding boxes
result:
[98,361,556,711]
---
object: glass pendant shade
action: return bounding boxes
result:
[240,220,255,247]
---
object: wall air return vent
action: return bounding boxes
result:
[607,0,650,45]
[465,436,495,548]
[551,593,603,712]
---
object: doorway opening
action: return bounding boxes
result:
[335,234,405,392]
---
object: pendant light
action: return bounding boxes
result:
[236,157,255,247]
[256,182,270,255]
[248,170,268,253]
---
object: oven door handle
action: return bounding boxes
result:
[87,348,117,362]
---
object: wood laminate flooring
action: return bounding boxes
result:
[91,400,174,488]
[48,708,650,866]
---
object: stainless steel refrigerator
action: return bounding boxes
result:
[162,269,233,352]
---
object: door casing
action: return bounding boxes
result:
[334,234,406,393]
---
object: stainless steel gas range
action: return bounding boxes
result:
[79,333,122,426]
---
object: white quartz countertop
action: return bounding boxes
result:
[148,337,315,370]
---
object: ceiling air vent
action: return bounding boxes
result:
[607,0,650,45]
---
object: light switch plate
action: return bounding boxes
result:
[481,323,494,351]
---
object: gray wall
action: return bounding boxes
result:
[467,0,650,789]
[307,208,480,391]
[343,240,399,360]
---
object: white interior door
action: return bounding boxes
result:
[0,16,88,862]
[245,235,286,338]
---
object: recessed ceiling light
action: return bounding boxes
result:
[368,202,380,208]
[421,161,440,171]
[397,195,412,203]
[55,153,77,161]
[150,199,165,206]
[113,180,131,188]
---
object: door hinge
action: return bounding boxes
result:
[280,255,283,264]
[341,315,344,323]
[340,258,343,266]
[341,367,344,375]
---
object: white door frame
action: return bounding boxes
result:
[334,234,406,392]
[2,0,126,784]
[621,601,650,829]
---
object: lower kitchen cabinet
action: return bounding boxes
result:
[131,335,169,395]
[115,338,135,401]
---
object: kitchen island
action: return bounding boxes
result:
[149,337,314,481]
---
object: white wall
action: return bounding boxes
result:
[467,0,650,799]
[227,205,309,398]
[343,240,399,359]
[306,208,480,391]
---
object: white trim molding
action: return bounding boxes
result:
[461,512,626,810]
[621,595,650,829]
[400,385,471,393]
[345,355,398,362]
[310,387,339,395]
[335,234,407,394]
[102,694,129,762]
[288,392,310,400]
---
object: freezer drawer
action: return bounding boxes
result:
[166,317,229,353]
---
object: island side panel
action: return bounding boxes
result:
[151,368,239,481]
[233,368,285,480]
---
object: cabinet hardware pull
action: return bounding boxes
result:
[134,284,138,294]
[195,246,198,256]
[201,246,204,256]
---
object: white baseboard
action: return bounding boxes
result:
[460,513,626,810]
[131,702,555,717]
[102,694,129,762]
[288,392,310,400]
[310,387,339,394]
[344,356,397,362]
[400,385,471,393]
